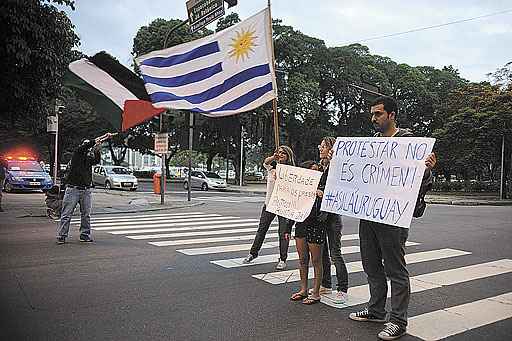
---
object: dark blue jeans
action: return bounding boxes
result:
[322,214,349,292]
[57,187,92,238]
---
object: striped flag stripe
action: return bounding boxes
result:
[149,64,271,104]
[190,82,273,113]
[140,41,220,68]
[143,63,222,88]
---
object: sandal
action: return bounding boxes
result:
[290,292,308,301]
[302,296,321,305]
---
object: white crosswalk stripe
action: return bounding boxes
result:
[407,292,512,340]
[320,259,512,308]
[109,222,277,235]
[193,196,264,203]
[87,211,512,338]
[71,211,206,222]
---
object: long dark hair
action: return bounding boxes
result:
[278,145,296,167]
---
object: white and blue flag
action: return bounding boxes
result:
[136,8,277,117]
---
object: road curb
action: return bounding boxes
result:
[426,199,512,206]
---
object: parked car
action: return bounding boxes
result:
[183,171,227,191]
[2,156,53,192]
[244,171,264,181]
[92,165,138,191]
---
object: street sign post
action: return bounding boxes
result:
[186,0,225,33]
[154,133,169,154]
[47,116,58,133]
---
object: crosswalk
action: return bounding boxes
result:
[71,211,512,340]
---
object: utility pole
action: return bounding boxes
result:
[500,132,507,199]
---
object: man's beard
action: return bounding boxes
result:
[373,121,390,133]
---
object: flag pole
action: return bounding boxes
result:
[267,0,280,148]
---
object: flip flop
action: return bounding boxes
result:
[290,292,308,301]
[302,296,321,305]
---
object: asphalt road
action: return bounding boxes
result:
[1,193,511,341]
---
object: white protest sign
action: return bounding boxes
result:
[266,164,323,222]
[321,137,435,228]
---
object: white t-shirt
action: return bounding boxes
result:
[263,162,276,206]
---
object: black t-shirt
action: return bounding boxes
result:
[66,140,100,187]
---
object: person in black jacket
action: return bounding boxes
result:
[348,97,436,340]
[0,158,6,212]
[56,133,114,244]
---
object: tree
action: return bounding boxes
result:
[0,0,79,160]
[433,82,512,183]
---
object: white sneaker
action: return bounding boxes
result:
[332,291,349,304]
[309,286,332,295]
[276,259,287,270]
[242,254,256,264]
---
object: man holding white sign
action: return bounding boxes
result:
[322,97,436,340]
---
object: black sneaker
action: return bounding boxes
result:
[56,236,66,244]
[79,235,94,243]
[378,322,406,340]
[349,308,386,323]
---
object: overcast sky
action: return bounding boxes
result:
[61,0,512,82]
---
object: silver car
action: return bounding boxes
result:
[92,165,138,191]
[183,171,227,191]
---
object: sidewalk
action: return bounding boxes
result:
[1,190,203,218]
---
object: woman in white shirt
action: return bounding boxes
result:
[243,145,296,270]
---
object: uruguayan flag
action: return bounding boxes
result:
[136,8,277,117]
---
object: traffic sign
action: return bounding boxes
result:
[186,0,225,33]
[47,116,58,133]
[154,133,169,154]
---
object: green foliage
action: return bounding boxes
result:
[0,0,79,160]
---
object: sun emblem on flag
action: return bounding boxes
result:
[228,27,258,63]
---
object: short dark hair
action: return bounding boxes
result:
[371,96,398,117]
[300,160,317,169]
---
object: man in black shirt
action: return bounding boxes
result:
[56,133,113,244]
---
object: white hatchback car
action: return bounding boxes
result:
[183,171,227,191]
[92,165,138,191]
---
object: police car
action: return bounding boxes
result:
[2,156,54,192]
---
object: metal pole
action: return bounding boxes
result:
[160,113,165,204]
[53,111,59,184]
[187,112,193,202]
[239,126,244,187]
[267,0,280,148]
[163,19,189,49]
[500,133,506,199]
[226,140,229,183]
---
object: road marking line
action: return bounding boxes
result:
[178,240,292,255]
[321,259,512,309]
[149,233,360,247]
[128,226,282,240]
[110,222,277,235]
[178,241,420,256]
[71,211,204,222]
[92,218,256,231]
[407,292,512,340]
[89,215,236,227]
[213,245,362,268]
[72,213,219,225]
[214,241,420,270]
[252,247,462,284]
